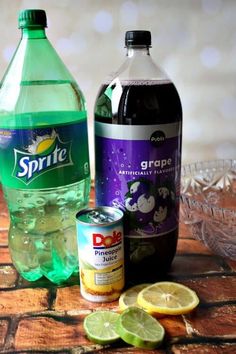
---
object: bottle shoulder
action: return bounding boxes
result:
[3,37,75,82]
[0,38,85,113]
[95,80,182,125]
[106,53,169,82]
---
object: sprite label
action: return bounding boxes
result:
[0,111,90,189]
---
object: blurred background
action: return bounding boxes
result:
[0,0,235,177]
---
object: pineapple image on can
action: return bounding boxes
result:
[76,207,125,302]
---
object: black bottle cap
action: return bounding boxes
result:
[125,30,151,46]
[18,9,47,28]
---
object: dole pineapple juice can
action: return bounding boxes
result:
[76,207,124,302]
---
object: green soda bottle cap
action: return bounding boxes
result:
[18,9,47,28]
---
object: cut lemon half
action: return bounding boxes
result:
[137,281,200,315]
[119,284,151,312]
[116,307,165,349]
[83,311,120,345]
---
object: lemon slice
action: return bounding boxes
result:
[83,311,120,345]
[137,281,200,315]
[119,284,151,312]
[116,307,165,349]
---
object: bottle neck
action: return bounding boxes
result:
[21,27,46,39]
[126,45,150,58]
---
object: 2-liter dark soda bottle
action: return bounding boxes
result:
[94,31,182,282]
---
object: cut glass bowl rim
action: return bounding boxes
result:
[180,159,236,225]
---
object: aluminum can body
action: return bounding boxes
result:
[76,207,124,302]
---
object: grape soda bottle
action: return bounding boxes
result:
[94,31,182,282]
[0,9,90,283]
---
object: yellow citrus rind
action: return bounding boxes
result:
[137,281,200,315]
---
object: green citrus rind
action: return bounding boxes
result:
[116,307,165,349]
[83,310,120,345]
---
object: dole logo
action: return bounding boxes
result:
[93,231,122,248]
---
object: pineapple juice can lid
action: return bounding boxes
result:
[76,207,124,302]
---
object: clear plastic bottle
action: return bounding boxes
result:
[94,31,182,282]
[0,9,90,283]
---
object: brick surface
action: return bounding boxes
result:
[0,247,11,264]
[0,230,8,246]
[177,239,212,255]
[0,288,49,315]
[184,305,236,338]
[15,316,90,350]
[182,276,236,304]
[96,348,165,353]
[0,265,18,288]
[0,213,9,230]
[90,187,95,205]
[0,187,236,353]
[0,320,8,350]
[55,285,119,312]
[159,316,187,338]
[179,223,193,239]
[172,343,236,353]
[0,191,8,215]
[227,259,236,272]
[170,255,224,276]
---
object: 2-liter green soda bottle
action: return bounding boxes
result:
[0,9,90,283]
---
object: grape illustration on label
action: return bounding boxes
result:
[124,177,176,236]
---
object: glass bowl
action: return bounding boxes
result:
[180,159,236,260]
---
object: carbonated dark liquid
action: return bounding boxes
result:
[95,81,182,125]
[95,79,182,282]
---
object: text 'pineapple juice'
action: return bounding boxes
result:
[76,207,124,302]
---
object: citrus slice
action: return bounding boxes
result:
[119,284,151,312]
[137,281,200,315]
[116,307,165,349]
[83,311,120,345]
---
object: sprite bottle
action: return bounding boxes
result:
[0,9,90,284]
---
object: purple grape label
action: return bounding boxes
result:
[95,122,182,238]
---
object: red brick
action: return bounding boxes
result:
[177,239,212,255]
[96,348,165,354]
[0,230,8,246]
[15,316,90,350]
[0,265,18,288]
[0,320,9,349]
[172,343,236,354]
[14,352,69,354]
[0,247,11,264]
[179,223,194,239]
[184,305,236,338]
[159,316,187,338]
[0,288,49,315]
[170,256,223,276]
[0,192,8,214]
[227,259,236,272]
[55,285,119,312]
[0,213,9,229]
[182,276,236,304]
[89,188,95,207]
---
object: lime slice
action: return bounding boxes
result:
[116,307,165,349]
[137,281,200,315]
[83,311,120,345]
[119,284,151,312]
